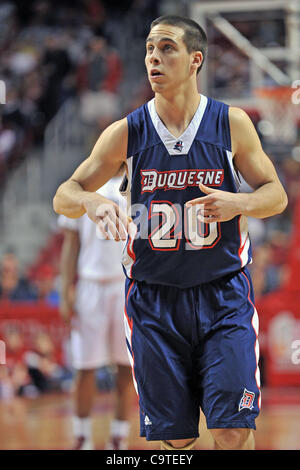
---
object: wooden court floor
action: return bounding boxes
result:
[0,387,299,450]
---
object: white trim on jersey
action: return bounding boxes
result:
[122,156,136,278]
[238,215,251,267]
[147,94,208,155]
[251,308,261,409]
[124,311,138,394]
[241,269,261,411]
[226,150,241,191]
[122,221,137,279]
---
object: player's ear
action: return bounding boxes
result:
[191,51,203,73]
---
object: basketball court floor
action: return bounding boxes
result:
[0,387,299,450]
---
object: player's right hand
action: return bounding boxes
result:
[83,194,131,241]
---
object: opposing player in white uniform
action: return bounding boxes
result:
[58,175,135,450]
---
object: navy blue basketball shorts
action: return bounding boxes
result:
[124,268,261,441]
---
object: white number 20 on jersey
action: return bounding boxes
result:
[148,201,221,251]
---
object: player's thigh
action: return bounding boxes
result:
[109,280,129,366]
[71,279,110,369]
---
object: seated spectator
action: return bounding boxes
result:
[0,86,33,174]
[0,326,31,399]
[24,331,67,394]
[0,122,17,164]
[6,40,38,77]
[0,251,38,301]
[40,33,73,121]
[281,155,300,215]
[33,264,60,306]
[77,36,123,134]
[80,89,120,131]
[76,35,122,94]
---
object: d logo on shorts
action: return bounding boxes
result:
[239,388,255,411]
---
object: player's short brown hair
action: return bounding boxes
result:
[150,15,208,74]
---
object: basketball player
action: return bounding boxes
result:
[53,16,288,450]
[58,175,134,450]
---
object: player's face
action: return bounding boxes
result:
[145,24,194,93]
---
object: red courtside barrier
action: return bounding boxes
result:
[0,301,68,366]
[256,290,300,387]
[256,194,300,387]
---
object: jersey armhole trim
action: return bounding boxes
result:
[224,105,232,152]
[126,115,132,159]
[224,104,232,152]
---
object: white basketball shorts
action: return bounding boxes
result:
[71,278,129,370]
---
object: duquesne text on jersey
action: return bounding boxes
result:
[140,168,224,193]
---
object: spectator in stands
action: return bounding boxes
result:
[0,86,31,172]
[0,119,17,165]
[77,37,122,137]
[84,0,107,43]
[0,251,38,301]
[250,228,289,300]
[6,39,38,77]
[0,326,31,399]
[33,264,60,307]
[281,155,300,216]
[40,33,73,121]
[76,35,122,94]
[24,332,63,394]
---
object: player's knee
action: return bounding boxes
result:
[76,369,94,381]
[116,365,134,390]
[211,428,251,450]
[161,438,196,450]
[117,364,132,380]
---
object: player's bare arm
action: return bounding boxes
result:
[186,107,288,222]
[59,228,80,324]
[53,118,129,240]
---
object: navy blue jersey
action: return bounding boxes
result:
[122,95,252,288]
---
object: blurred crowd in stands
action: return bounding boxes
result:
[0,324,72,399]
[207,14,286,98]
[0,0,159,400]
[0,0,157,181]
[0,1,288,175]
[0,0,300,398]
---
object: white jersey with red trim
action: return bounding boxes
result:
[58,177,125,282]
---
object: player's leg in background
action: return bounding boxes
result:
[72,368,96,450]
[210,428,255,450]
[106,279,135,450]
[106,364,135,450]
[70,279,110,450]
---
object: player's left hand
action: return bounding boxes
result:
[185,183,242,223]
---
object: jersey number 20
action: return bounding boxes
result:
[148,201,221,251]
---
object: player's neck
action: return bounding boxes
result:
[154,86,200,138]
